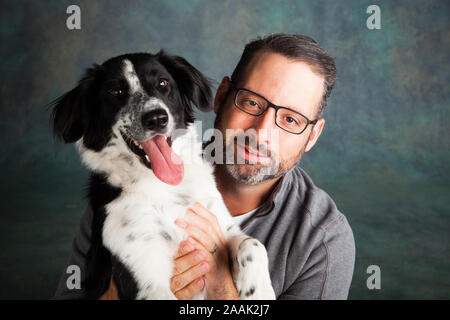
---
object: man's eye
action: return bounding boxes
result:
[245,100,259,108]
[285,116,298,124]
[157,79,168,89]
[108,88,124,96]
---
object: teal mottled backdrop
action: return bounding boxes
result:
[0,0,448,299]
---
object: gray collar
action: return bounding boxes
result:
[240,167,295,228]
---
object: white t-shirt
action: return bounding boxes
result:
[232,207,259,227]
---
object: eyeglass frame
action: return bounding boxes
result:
[228,82,319,135]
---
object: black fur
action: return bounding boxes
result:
[51,51,213,299]
[51,50,212,150]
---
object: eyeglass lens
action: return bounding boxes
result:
[235,89,308,134]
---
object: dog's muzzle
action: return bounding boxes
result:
[141,109,169,132]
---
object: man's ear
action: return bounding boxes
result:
[214,76,231,115]
[305,118,325,152]
[50,64,102,143]
[157,50,213,117]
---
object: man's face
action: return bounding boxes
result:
[214,51,326,184]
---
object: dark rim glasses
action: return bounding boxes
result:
[229,82,318,135]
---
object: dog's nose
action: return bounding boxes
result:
[141,109,169,131]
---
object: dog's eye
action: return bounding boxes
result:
[157,79,168,89]
[108,88,124,96]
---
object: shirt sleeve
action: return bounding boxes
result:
[278,215,355,300]
[53,205,94,299]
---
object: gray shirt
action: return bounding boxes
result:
[54,166,355,300]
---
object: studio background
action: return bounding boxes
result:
[0,0,448,299]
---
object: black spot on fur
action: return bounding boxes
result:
[174,193,191,206]
[245,286,255,297]
[119,153,134,166]
[160,231,172,241]
[253,241,259,247]
[127,233,136,241]
[246,255,253,262]
[121,217,130,227]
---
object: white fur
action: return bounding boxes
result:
[123,59,142,94]
[76,123,275,299]
[73,58,275,299]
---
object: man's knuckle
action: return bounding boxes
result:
[186,285,197,297]
[175,290,186,300]
[172,277,183,290]
[172,265,180,275]
[187,251,198,265]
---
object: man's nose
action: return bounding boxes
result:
[252,107,277,144]
[253,107,277,132]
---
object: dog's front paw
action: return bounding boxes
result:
[231,237,276,300]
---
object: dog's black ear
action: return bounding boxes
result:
[50,64,103,143]
[157,50,213,114]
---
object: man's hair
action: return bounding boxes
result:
[230,34,336,118]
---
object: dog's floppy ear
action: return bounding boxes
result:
[50,64,103,143]
[157,50,213,114]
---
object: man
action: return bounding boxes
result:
[54,34,355,300]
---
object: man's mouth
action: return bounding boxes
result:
[236,140,271,165]
[120,130,183,185]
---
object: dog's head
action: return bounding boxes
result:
[51,51,212,185]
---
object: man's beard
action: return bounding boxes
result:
[214,99,311,185]
[222,131,308,185]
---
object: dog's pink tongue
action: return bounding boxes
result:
[141,135,184,185]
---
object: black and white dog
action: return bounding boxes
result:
[51,51,275,300]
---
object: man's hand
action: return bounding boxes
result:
[170,237,210,299]
[101,202,239,300]
[172,202,239,300]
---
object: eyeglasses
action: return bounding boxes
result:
[229,82,318,135]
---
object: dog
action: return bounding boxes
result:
[51,50,275,300]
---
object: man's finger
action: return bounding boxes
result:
[189,203,225,245]
[176,219,217,253]
[173,239,195,259]
[185,210,222,246]
[174,277,205,300]
[172,249,207,276]
[170,261,210,293]
[190,202,218,225]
